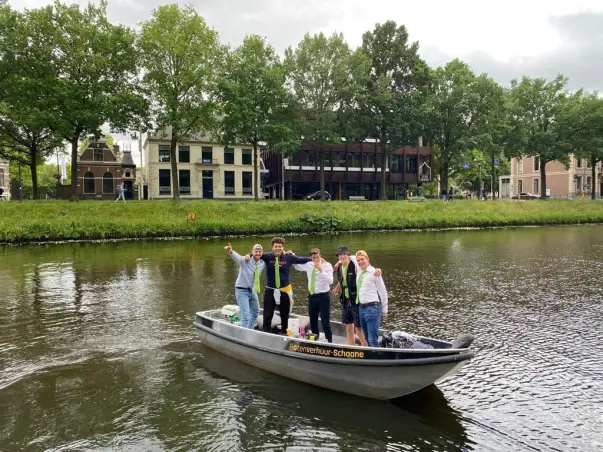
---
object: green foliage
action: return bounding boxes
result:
[138,3,222,200]
[219,34,295,200]
[360,21,432,199]
[79,134,114,154]
[1,199,603,244]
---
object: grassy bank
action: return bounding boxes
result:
[1,199,602,244]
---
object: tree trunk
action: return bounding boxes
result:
[170,133,179,200]
[30,148,38,199]
[253,141,259,201]
[591,155,597,200]
[439,148,448,199]
[540,159,547,200]
[319,148,326,201]
[70,138,79,201]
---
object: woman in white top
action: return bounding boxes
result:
[354,250,388,347]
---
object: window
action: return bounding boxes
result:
[83,171,95,193]
[159,169,171,194]
[94,149,104,162]
[518,179,523,193]
[391,155,402,173]
[576,158,582,168]
[347,152,361,167]
[224,171,235,195]
[179,146,190,163]
[587,176,592,193]
[125,171,131,178]
[201,147,213,163]
[405,155,417,173]
[333,151,346,167]
[202,170,213,178]
[242,171,252,194]
[533,179,539,194]
[301,150,316,167]
[179,169,190,195]
[0,168,4,187]
[102,172,114,194]
[224,147,234,164]
[534,156,539,172]
[517,158,523,173]
[362,153,376,169]
[587,159,592,168]
[159,145,171,162]
[242,149,252,165]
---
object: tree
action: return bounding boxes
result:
[506,74,572,199]
[560,90,603,199]
[453,148,510,196]
[285,32,369,200]
[219,34,295,201]
[426,59,504,197]
[361,21,431,200]
[138,4,222,200]
[38,0,144,200]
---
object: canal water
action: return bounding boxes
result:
[1,226,602,451]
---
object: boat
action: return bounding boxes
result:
[193,308,475,400]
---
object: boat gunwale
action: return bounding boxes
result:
[193,311,475,367]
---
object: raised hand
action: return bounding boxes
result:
[375,268,382,277]
[224,242,232,254]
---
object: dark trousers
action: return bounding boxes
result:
[308,292,332,343]
[262,289,291,333]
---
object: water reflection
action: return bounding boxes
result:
[1,226,603,451]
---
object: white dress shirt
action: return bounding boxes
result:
[356,264,389,313]
[293,261,334,294]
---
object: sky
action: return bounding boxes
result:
[13,0,603,166]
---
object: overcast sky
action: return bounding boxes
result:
[13,0,603,165]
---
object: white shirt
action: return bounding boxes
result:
[293,261,334,294]
[356,264,389,313]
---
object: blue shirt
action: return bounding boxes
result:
[230,251,266,289]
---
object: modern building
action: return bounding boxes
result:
[142,130,261,199]
[77,140,137,200]
[501,155,602,199]
[262,138,434,200]
[0,159,9,200]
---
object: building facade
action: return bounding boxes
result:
[502,155,603,199]
[0,159,9,200]
[262,139,434,200]
[77,141,137,200]
[142,132,259,199]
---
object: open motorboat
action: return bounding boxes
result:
[193,307,475,400]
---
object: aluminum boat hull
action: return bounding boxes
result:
[193,310,474,400]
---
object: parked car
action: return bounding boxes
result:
[304,190,331,200]
[519,192,540,200]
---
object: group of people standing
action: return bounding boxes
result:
[225,236,388,348]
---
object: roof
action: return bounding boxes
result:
[121,151,135,166]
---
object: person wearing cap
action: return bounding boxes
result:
[293,248,334,343]
[354,250,388,347]
[224,242,266,329]
[331,246,367,346]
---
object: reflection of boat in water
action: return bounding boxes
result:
[196,344,470,449]
[193,309,475,399]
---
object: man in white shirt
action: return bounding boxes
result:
[294,248,334,343]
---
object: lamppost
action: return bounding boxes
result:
[130,130,143,200]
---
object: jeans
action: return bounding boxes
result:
[115,192,126,202]
[359,304,382,347]
[235,287,260,329]
[308,292,332,343]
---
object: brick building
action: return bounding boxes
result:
[0,158,9,200]
[77,140,137,200]
[500,155,603,199]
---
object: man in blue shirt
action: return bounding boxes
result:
[225,242,266,328]
[251,237,312,334]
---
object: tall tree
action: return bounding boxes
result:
[361,21,431,200]
[0,5,63,198]
[560,90,603,199]
[37,0,144,200]
[285,32,369,200]
[219,34,295,201]
[426,59,504,196]
[506,74,571,199]
[138,4,222,200]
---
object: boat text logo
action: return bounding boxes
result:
[288,342,365,359]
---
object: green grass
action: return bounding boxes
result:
[1,199,602,243]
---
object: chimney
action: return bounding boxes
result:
[113,145,120,154]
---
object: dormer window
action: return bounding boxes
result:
[94,149,104,162]
[125,171,131,178]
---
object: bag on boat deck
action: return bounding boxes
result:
[380,331,434,349]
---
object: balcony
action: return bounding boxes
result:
[195,158,219,166]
